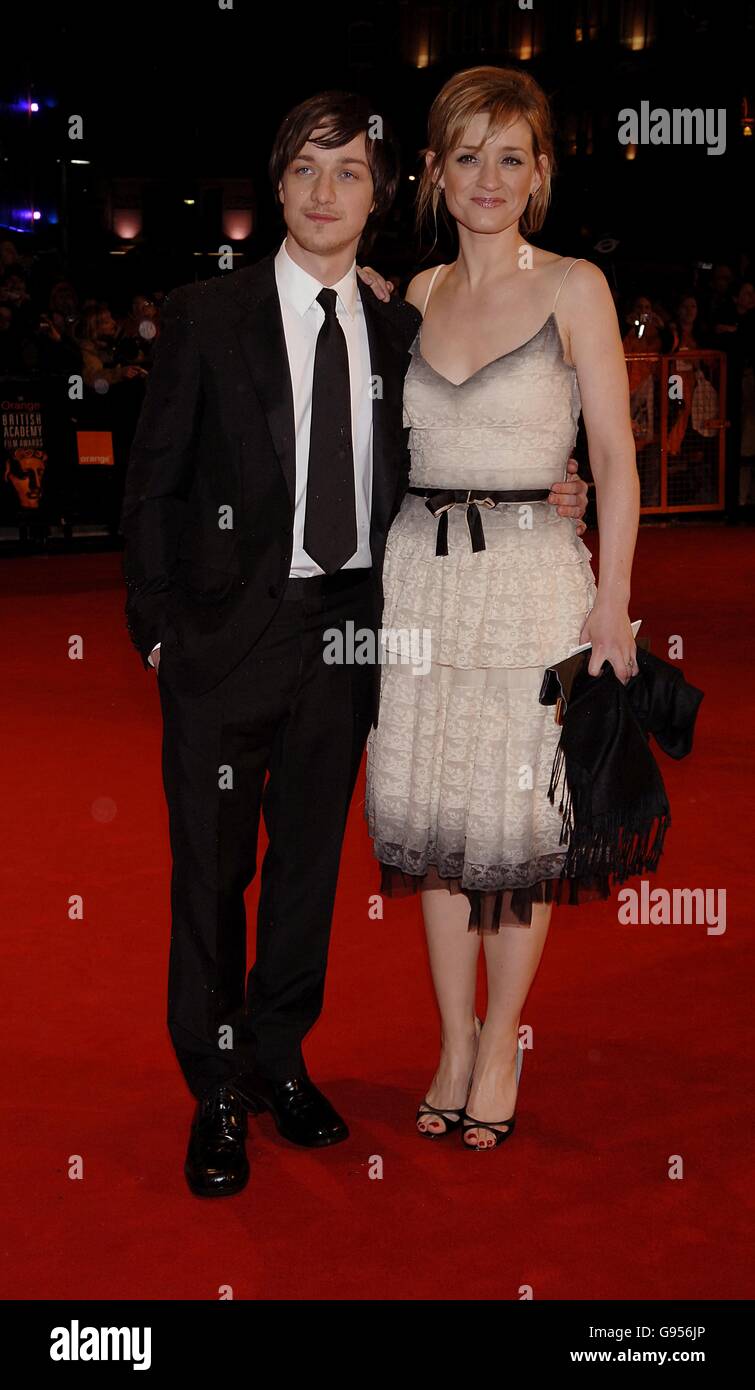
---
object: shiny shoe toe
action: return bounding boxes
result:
[231,1071,348,1147]
[184,1084,250,1197]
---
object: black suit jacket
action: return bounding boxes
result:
[119,249,422,726]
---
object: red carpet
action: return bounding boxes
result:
[1,525,753,1301]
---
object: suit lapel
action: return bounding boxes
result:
[233,253,297,508]
[232,251,404,543]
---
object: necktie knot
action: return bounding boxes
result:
[316,287,339,317]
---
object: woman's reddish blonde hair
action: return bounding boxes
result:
[416,65,556,240]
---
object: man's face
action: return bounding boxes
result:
[2,275,27,304]
[51,282,77,315]
[712,265,733,295]
[278,127,376,258]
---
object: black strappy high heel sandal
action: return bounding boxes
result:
[416,1015,482,1140]
[461,1039,525,1151]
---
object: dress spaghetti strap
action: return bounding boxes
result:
[552,257,585,311]
[422,264,446,317]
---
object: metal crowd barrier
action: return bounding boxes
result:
[624,350,727,513]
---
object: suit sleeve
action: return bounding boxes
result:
[389,302,422,526]
[119,287,203,669]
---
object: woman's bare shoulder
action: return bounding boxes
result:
[405,265,446,314]
[556,259,621,364]
[558,255,605,285]
[557,257,611,311]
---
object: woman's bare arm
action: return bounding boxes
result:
[561,260,641,681]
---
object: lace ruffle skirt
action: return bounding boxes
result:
[363,497,599,932]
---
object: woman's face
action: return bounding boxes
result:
[96,309,117,338]
[678,296,698,325]
[626,297,654,331]
[432,113,544,237]
[736,282,755,313]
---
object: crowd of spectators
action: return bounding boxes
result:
[0,238,165,391]
[615,263,755,508]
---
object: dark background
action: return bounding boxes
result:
[2,0,753,305]
[1,0,753,534]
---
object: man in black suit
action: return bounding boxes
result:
[120,90,588,1197]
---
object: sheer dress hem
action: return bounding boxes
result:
[378,861,612,933]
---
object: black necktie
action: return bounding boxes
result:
[303,287,358,573]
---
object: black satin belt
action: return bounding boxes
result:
[406,486,551,557]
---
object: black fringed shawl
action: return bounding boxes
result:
[540,645,704,892]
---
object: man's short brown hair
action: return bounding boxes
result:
[269,90,401,245]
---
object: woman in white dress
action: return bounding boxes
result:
[364,67,639,1150]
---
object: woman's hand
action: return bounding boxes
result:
[578,600,637,682]
[356,265,393,302]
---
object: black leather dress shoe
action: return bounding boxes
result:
[184,1084,250,1197]
[230,1071,349,1148]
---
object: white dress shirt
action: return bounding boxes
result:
[149,236,374,667]
[275,235,374,576]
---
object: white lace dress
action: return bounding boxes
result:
[363,261,598,931]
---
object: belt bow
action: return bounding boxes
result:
[422,489,497,557]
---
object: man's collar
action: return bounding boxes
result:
[275,236,358,318]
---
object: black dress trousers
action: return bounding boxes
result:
[157,568,375,1100]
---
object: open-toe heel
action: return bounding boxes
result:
[415,1098,465,1138]
[461,1039,524,1152]
[416,1014,483,1140]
